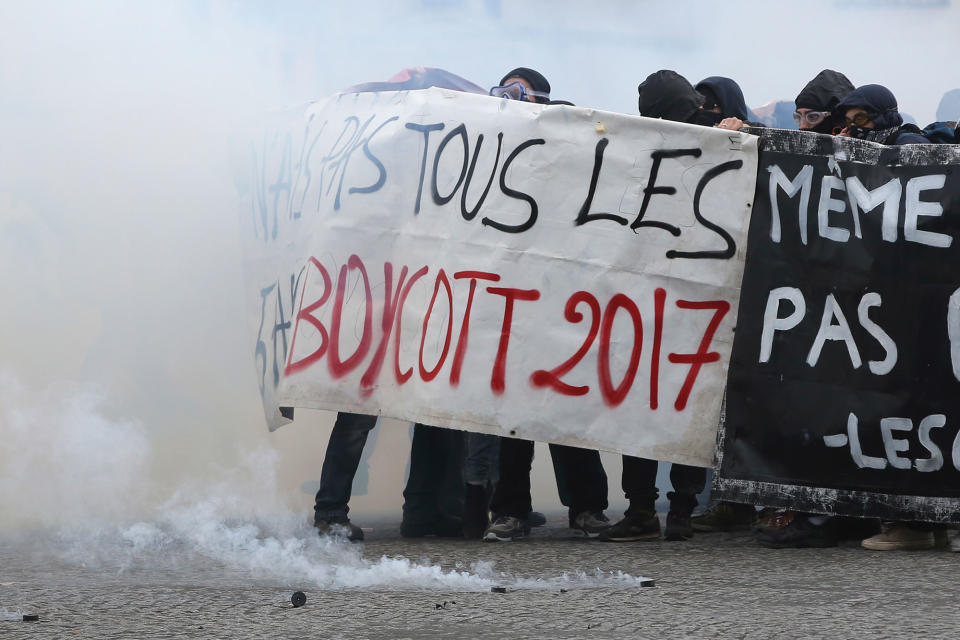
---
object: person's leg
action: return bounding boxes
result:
[601,455,660,541]
[662,463,707,541]
[314,412,378,536]
[484,437,534,541]
[667,464,707,516]
[489,437,534,518]
[621,455,659,515]
[549,443,609,530]
[463,433,500,538]
[464,433,500,488]
[402,423,464,536]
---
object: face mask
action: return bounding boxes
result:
[690,110,724,127]
[847,125,873,140]
[810,118,837,135]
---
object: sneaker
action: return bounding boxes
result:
[599,511,660,542]
[571,510,611,538]
[483,515,530,542]
[462,484,489,539]
[664,512,694,541]
[527,511,547,528]
[861,523,935,551]
[691,503,755,532]
[315,517,364,542]
[756,517,837,548]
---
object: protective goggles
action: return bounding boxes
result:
[489,81,550,102]
[844,111,877,127]
[793,110,831,126]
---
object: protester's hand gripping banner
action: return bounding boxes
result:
[240,88,758,467]
[714,129,960,522]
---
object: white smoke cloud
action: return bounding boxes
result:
[0,0,953,539]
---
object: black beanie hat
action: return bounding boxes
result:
[637,70,703,123]
[499,67,551,98]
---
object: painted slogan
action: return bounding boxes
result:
[239,88,759,468]
[714,130,960,522]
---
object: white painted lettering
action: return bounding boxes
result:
[880,417,913,470]
[904,174,951,248]
[857,292,897,375]
[953,429,960,472]
[807,294,861,369]
[759,287,805,363]
[816,175,849,243]
[948,289,960,382]
[847,412,887,469]
[844,176,901,242]
[768,164,813,244]
[915,414,945,472]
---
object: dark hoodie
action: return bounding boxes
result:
[499,67,551,103]
[637,70,703,123]
[695,76,753,121]
[794,69,855,134]
[835,84,928,145]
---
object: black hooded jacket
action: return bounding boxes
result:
[835,84,928,145]
[695,76,751,121]
[794,70,855,134]
[637,70,703,123]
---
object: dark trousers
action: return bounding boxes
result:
[621,456,706,516]
[489,437,609,519]
[314,412,378,521]
[402,423,465,525]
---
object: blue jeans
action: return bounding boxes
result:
[313,412,378,522]
[464,432,500,487]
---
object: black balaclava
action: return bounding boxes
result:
[695,76,751,122]
[835,84,904,143]
[795,69,855,134]
[499,67,551,103]
[637,70,703,123]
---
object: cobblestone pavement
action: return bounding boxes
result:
[2,514,959,639]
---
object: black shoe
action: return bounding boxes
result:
[315,517,364,542]
[527,511,547,528]
[756,517,838,548]
[599,511,660,542]
[462,484,489,539]
[691,502,756,532]
[664,512,694,541]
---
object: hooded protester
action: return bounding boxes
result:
[637,70,704,123]
[835,84,928,145]
[694,76,760,124]
[793,69,855,135]
[491,67,552,104]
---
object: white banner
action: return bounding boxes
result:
[240,88,758,467]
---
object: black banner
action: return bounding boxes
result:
[715,129,960,523]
